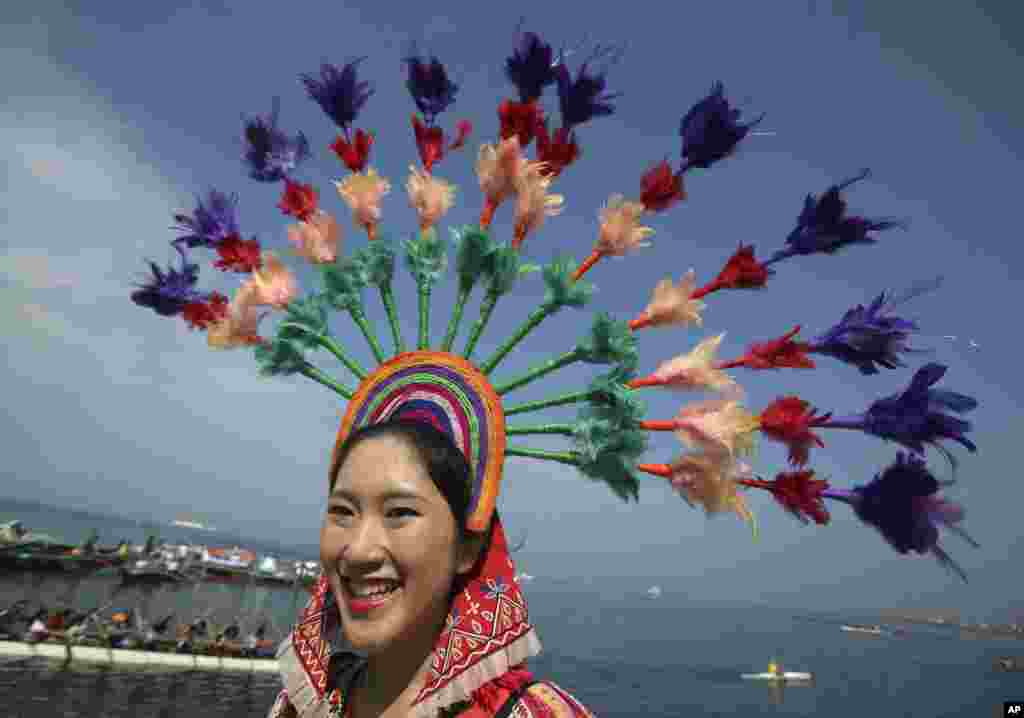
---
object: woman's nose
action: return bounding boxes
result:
[344,516,389,563]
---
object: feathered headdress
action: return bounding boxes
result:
[133,31,980,584]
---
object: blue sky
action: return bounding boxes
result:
[2,0,1022,621]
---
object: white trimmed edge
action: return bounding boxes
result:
[0,641,278,673]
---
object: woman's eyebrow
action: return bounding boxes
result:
[380,489,423,502]
[329,488,423,503]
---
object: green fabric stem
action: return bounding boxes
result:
[278,320,367,380]
[462,289,500,360]
[316,332,368,380]
[480,302,558,376]
[495,349,580,396]
[444,225,494,353]
[418,284,431,350]
[441,283,472,353]
[576,451,642,502]
[461,244,536,361]
[348,305,386,365]
[299,365,354,399]
[477,255,593,376]
[577,313,639,371]
[503,390,592,416]
[403,229,447,352]
[354,237,401,355]
[378,284,406,355]
[505,424,575,436]
[254,335,308,377]
[504,447,581,467]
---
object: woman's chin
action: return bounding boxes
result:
[344,614,431,657]
[342,629,393,656]
[337,599,406,654]
[340,609,435,657]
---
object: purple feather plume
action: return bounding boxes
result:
[172,189,240,249]
[825,452,978,582]
[766,169,907,265]
[505,26,558,103]
[679,82,763,173]
[242,97,310,183]
[130,244,208,317]
[825,363,978,470]
[810,276,942,374]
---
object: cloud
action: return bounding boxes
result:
[0,248,126,293]
[10,132,125,203]
[0,37,192,348]
[4,291,79,342]
[0,252,75,289]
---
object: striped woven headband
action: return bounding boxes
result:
[332,351,505,533]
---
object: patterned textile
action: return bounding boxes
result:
[511,682,597,718]
[414,515,532,708]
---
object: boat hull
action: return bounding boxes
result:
[119,569,188,585]
[201,568,253,584]
[741,672,813,681]
[840,625,884,636]
[0,552,118,573]
[251,574,297,588]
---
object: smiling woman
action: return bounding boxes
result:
[325,426,485,690]
[270,355,592,718]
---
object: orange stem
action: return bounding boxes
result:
[479,199,498,230]
[572,250,604,282]
[364,222,377,241]
[638,463,672,478]
[690,280,722,300]
[628,376,663,389]
[639,420,678,432]
[714,358,747,370]
[512,222,527,251]
[629,314,654,331]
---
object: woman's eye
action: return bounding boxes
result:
[328,505,354,517]
[387,507,418,519]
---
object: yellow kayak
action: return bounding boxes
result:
[742,661,812,681]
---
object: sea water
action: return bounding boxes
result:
[1,499,1019,716]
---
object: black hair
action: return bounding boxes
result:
[329,420,474,538]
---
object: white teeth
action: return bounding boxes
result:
[347,580,400,598]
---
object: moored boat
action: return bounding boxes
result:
[742,660,813,682]
[995,657,1023,672]
[199,547,257,582]
[741,671,813,681]
[120,559,189,584]
[840,624,885,636]
[251,556,298,587]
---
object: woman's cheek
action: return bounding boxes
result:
[319,522,343,564]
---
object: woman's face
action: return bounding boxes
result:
[321,434,476,656]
